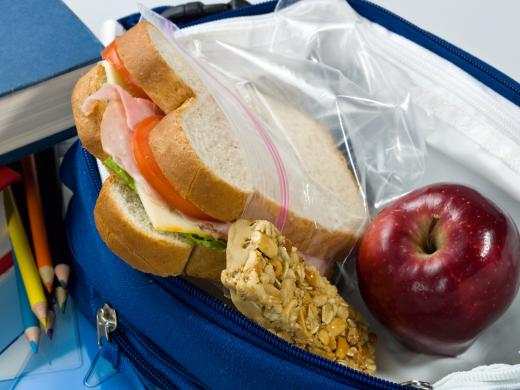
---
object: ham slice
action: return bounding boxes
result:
[82,84,158,129]
[82,84,165,205]
[82,83,229,240]
[99,100,142,181]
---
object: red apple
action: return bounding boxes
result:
[357,183,520,356]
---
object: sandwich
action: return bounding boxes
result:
[71,21,367,281]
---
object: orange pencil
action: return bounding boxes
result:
[21,155,54,294]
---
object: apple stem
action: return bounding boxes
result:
[425,215,440,254]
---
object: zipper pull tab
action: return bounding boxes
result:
[400,380,433,389]
[96,304,118,348]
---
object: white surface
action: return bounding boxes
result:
[371,0,520,82]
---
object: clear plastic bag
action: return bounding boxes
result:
[128,0,520,385]
[140,0,430,271]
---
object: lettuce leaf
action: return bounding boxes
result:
[103,156,136,192]
[180,233,227,252]
[103,156,227,252]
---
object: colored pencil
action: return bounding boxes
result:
[46,306,56,340]
[4,187,48,328]
[0,251,14,276]
[0,165,20,191]
[13,252,40,353]
[55,284,68,313]
[35,148,71,308]
[54,263,70,289]
[21,155,54,294]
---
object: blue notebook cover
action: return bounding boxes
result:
[0,0,103,98]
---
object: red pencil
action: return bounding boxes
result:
[0,251,14,276]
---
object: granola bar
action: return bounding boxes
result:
[222,220,377,375]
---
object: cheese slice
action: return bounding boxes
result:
[102,60,124,86]
[101,62,213,239]
[100,62,206,237]
[136,184,209,237]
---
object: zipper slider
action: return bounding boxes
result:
[400,380,433,389]
[96,304,118,348]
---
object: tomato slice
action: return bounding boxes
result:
[133,116,218,222]
[102,41,148,99]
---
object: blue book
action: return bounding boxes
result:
[0,0,103,164]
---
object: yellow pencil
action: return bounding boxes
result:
[4,187,48,328]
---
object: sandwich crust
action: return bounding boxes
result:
[185,245,227,281]
[94,176,192,276]
[71,64,108,161]
[149,106,249,222]
[94,176,226,279]
[116,21,195,114]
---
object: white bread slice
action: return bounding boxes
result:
[118,22,367,262]
[71,63,108,161]
[94,175,225,280]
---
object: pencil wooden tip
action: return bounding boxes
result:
[40,317,48,329]
[45,282,53,294]
[54,264,70,288]
[33,302,48,327]
[40,266,55,293]
[55,286,68,312]
[25,326,41,352]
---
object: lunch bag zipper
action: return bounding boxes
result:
[65,217,195,389]
[99,306,207,389]
[82,145,403,389]
[157,277,401,389]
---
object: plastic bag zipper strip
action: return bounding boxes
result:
[146,10,290,230]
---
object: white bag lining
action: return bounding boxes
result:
[178,1,520,386]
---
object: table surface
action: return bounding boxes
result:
[13,1,517,388]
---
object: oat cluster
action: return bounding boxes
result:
[222,220,376,375]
